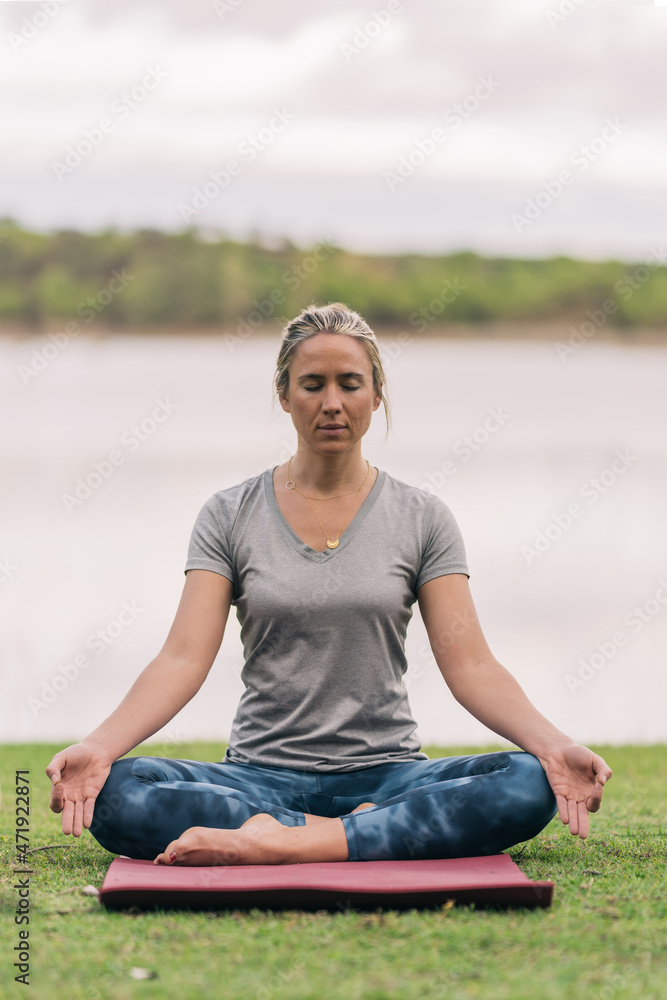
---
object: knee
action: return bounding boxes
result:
[511,752,551,792]
[509,752,557,824]
[89,758,135,839]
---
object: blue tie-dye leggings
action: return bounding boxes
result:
[88,750,557,861]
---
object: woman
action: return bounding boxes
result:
[47,302,611,868]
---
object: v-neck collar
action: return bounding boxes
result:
[265,465,386,563]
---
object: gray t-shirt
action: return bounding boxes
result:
[185,467,470,772]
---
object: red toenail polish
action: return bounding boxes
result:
[169,852,176,862]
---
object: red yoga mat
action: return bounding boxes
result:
[99,855,553,911]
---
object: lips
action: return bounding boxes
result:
[320,424,345,430]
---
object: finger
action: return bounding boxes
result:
[45,756,62,783]
[82,796,96,830]
[71,800,85,838]
[567,798,579,837]
[586,781,605,813]
[577,800,590,839]
[49,783,64,814]
[555,793,569,825]
[61,799,74,836]
[593,754,612,783]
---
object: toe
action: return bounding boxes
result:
[155,839,180,865]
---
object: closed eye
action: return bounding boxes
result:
[304,385,360,392]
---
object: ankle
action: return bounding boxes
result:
[238,814,291,865]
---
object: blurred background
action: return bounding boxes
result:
[1,0,666,749]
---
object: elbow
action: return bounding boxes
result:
[438,654,504,697]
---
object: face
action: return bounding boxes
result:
[279,333,382,455]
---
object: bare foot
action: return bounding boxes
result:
[153,810,350,867]
[153,813,287,867]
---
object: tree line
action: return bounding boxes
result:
[1,219,665,333]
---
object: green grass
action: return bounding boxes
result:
[1,743,664,1000]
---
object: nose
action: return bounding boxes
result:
[320,385,343,414]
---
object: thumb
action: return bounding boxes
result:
[593,755,612,784]
[46,752,64,783]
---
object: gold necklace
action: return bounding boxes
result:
[285,457,370,499]
[285,457,371,549]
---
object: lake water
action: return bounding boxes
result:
[2,331,666,748]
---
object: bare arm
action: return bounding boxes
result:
[46,570,233,835]
[417,574,611,837]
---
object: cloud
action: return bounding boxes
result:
[1,0,666,256]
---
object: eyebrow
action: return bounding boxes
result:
[296,372,366,381]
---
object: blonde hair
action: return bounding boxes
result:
[273,302,391,438]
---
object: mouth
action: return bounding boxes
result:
[320,424,346,430]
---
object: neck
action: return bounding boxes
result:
[287,447,371,496]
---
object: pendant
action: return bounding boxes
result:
[285,480,296,490]
[327,538,339,549]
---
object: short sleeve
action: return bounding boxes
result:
[184,495,234,582]
[415,495,470,592]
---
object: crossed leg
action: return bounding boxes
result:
[91,752,556,866]
[153,754,557,866]
[153,803,376,867]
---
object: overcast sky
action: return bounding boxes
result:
[2,0,667,259]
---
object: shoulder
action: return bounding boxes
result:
[377,473,469,582]
[194,469,268,523]
[380,470,454,517]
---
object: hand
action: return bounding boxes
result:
[538,744,612,839]
[45,742,113,837]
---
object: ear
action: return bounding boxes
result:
[373,384,383,411]
[279,390,290,414]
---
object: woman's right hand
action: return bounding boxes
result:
[46,742,113,837]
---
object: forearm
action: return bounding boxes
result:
[81,653,205,764]
[445,656,574,759]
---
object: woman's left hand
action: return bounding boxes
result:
[537,744,612,838]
